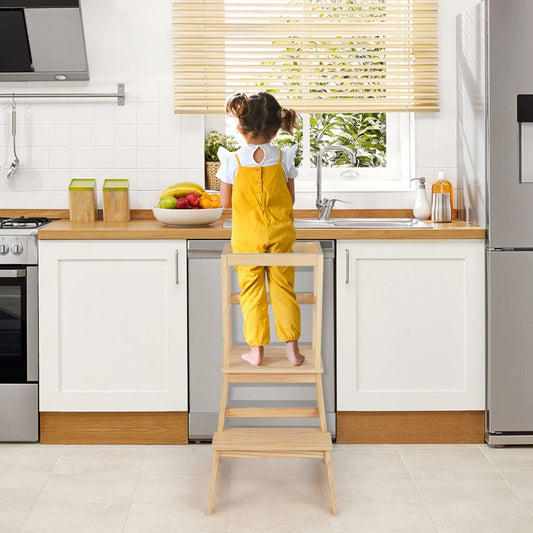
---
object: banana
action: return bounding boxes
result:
[160,181,205,200]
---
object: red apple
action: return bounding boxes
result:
[185,192,200,206]
[175,197,190,209]
[191,205,200,209]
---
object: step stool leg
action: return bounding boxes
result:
[323,450,337,515]
[315,374,328,432]
[207,451,221,515]
[217,374,230,431]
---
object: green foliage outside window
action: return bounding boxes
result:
[262,0,388,169]
[273,112,386,168]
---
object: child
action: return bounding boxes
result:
[217,91,304,367]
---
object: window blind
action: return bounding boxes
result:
[173,0,439,113]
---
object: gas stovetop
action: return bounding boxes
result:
[0,217,53,230]
[0,217,55,265]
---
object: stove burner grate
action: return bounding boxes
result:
[0,217,51,229]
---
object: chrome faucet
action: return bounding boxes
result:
[316,145,357,220]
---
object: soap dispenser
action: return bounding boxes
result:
[410,177,431,220]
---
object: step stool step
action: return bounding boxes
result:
[224,346,322,374]
[212,427,332,452]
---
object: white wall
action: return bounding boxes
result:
[0,0,479,211]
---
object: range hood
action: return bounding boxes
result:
[0,0,89,81]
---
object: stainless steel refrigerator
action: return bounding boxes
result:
[480,0,533,445]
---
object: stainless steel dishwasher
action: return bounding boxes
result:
[188,239,335,441]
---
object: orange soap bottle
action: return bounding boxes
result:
[432,171,453,212]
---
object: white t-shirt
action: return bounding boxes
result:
[216,143,298,185]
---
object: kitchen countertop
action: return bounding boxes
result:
[38,217,485,240]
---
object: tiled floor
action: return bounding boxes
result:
[1,443,533,532]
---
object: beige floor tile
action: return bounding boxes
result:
[125,502,229,533]
[480,444,533,472]
[425,498,531,524]
[133,470,229,508]
[229,499,333,532]
[142,443,212,474]
[22,503,129,533]
[53,445,146,475]
[523,500,533,516]
[0,474,49,504]
[334,472,421,503]
[435,520,533,533]
[0,445,65,474]
[229,468,326,506]
[223,456,324,475]
[330,501,436,533]
[502,472,533,501]
[0,503,34,533]
[37,474,138,504]
[332,445,407,473]
[412,472,516,501]
[398,445,495,473]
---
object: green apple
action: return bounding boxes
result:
[159,195,177,209]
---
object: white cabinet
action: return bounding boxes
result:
[39,240,187,412]
[336,240,485,411]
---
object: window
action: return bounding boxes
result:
[175,0,437,189]
[272,112,412,190]
[173,1,439,113]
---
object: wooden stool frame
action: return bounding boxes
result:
[207,241,337,515]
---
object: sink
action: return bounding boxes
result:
[293,219,335,228]
[223,219,334,229]
[223,218,432,229]
[327,218,432,229]
[294,218,432,229]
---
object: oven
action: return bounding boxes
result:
[0,217,52,442]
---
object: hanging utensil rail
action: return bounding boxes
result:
[0,83,125,106]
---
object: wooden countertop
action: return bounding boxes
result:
[38,217,485,240]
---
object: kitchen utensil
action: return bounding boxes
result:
[7,96,19,179]
[431,192,452,222]
[152,206,223,227]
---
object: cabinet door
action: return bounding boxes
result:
[337,240,485,411]
[39,240,187,411]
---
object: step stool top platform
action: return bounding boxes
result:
[222,241,323,267]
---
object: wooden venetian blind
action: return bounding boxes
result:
[173,0,439,113]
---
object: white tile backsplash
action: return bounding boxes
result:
[116,147,137,169]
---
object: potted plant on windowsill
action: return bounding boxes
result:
[205,130,239,190]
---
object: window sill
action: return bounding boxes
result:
[295,181,413,193]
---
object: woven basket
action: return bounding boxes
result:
[205,161,221,191]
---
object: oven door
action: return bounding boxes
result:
[0,266,37,383]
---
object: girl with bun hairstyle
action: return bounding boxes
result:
[217,91,302,366]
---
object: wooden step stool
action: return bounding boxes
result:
[207,241,337,515]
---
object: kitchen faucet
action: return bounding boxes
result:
[316,145,357,220]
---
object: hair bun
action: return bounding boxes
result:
[226,93,251,119]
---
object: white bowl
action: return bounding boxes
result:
[152,207,223,227]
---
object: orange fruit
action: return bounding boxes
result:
[199,196,212,209]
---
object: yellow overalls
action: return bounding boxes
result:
[231,151,301,347]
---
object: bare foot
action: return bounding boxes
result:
[286,340,305,366]
[241,346,264,366]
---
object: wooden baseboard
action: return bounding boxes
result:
[40,412,188,445]
[336,411,485,444]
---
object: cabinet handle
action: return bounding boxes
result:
[175,250,179,284]
[345,249,350,284]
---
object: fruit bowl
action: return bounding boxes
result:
[152,207,223,227]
